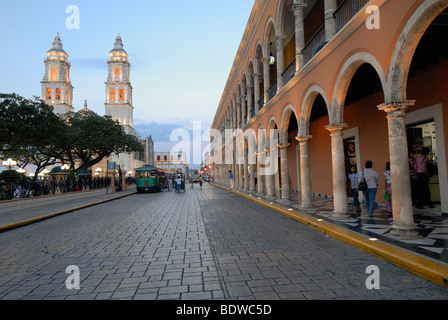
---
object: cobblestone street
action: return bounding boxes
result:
[0,183,447,300]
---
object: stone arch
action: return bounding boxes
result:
[331,51,387,125]
[387,0,448,102]
[299,84,329,137]
[280,104,299,145]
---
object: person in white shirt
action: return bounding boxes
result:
[174,176,182,193]
[358,160,380,217]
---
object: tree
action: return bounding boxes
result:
[0,93,63,153]
[1,93,144,176]
[0,94,66,181]
[60,110,144,171]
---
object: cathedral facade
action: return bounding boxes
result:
[41,34,154,176]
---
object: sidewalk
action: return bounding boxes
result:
[0,186,136,232]
[214,184,448,288]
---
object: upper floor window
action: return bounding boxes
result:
[46,88,52,100]
[110,89,115,101]
[56,88,61,100]
[115,67,120,75]
[119,89,124,101]
[51,66,57,81]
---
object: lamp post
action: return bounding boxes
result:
[2,158,17,199]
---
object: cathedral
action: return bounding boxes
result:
[41,33,154,176]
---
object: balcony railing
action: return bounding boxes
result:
[334,0,370,32]
[282,58,296,86]
[302,24,327,66]
[268,80,277,101]
[258,96,264,111]
[250,107,255,118]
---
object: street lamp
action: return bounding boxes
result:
[2,158,17,169]
[2,158,17,199]
[61,164,70,170]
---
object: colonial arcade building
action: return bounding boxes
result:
[211,0,448,240]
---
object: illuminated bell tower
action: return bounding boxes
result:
[41,33,74,115]
[105,34,134,134]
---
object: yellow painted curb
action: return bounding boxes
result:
[213,183,448,289]
[0,192,136,232]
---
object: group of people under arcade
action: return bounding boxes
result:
[348,147,436,217]
[224,148,437,218]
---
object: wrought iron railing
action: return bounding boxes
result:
[268,80,277,101]
[302,24,327,65]
[282,58,296,86]
[334,0,370,32]
[258,96,264,111]
[250,107,255,118]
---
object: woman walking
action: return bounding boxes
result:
[358,160,380,217]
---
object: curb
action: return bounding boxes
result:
[0,191,137,232]
[212,183,448,289]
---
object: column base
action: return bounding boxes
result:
[300,203,314,210]
[387,225,422,240]
[279,198,292,206]
[330,211,351,220]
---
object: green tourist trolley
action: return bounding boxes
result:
[135,165,165,193]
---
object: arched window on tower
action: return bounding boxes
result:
[110,89,115,101]
[115,67,120,75]
[56,88,61,100]
[51,66,57,81]
[119,89,124,101]
[46,88,52,100]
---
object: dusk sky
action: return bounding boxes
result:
[0,0,254,163]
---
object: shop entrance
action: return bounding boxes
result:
[407,120,441,206]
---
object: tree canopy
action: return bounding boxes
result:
[0,93,144,177]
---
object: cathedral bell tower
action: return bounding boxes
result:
[41,33,74,115]
[104,34,134,133]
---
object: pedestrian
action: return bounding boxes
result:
[408,155,418,206]
[414,147,435,209]
[383,162,392,215]
[358,160,380,217]
[166,176,171,191]
[175,175,182,193]
[199,175,203,190]
[348,165,360,214]
[190,178,194,189]
[228,170,234,189]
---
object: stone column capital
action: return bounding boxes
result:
[378,100,415,118]
[295,135,313,143]
[278,143,290,150]
[325,123,348,135]
[292,1,307,14]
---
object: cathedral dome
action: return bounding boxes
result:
[77,100,96,117]
[109,34,128,60]
[47,33,68,59]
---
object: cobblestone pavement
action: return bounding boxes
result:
[0,183,447,300]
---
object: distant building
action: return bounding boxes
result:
[154,152,188,174]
